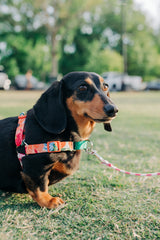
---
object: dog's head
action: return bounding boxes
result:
[33,72,118,136]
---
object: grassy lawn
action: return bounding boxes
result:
[0,90,160,240]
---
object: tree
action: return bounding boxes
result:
[84,41,123,74]
[32,0,103,78]
[0,0,49,79]
[0,34,51,80]
[1,0,160,81]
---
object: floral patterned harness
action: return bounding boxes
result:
[15,113,89,168]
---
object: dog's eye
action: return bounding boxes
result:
[78,85,88,91]
[103,83,109,92]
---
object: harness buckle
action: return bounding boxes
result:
[47,141,61,153]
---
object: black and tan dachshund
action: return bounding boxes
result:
[0,72,118,208]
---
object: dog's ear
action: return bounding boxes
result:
[33,81,67,134]
[104,123,112,132]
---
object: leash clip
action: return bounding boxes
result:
[85,140,95,155]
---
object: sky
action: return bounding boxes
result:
[134,0,160,29]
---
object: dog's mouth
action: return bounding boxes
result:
[84,113,115,123]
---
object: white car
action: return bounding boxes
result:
[0,72,11,90]
[102,72,144,91]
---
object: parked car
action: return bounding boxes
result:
[102,72,122,91]
[102,72,145,91]
[14,74,48,90]
[145,80,160,91]
[0,66,11,90]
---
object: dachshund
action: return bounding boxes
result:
[0,72,118,209]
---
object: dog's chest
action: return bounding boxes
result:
[48,151,81,185]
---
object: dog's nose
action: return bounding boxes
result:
[104,104,118,117]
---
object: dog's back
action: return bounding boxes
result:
[0,117,26,193]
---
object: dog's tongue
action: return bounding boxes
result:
[104,123,112,132]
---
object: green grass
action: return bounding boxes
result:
[0,90,160,240]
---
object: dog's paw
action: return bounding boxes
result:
[48,197,65,209]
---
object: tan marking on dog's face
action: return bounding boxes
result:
[98,76,110,97]
[107,91,110,97]
[66,92,111,139]
[101,80,110,97]
[99,76,104,84]
[66,96,96,139]
[85,77,93,85]
[73,93,105,119]
[85,76,107,93]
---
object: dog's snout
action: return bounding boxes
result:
[104,104,118,117]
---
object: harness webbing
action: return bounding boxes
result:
[15,113,89,168]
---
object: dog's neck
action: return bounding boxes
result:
[66,108,95,140]
[73,116,95,140]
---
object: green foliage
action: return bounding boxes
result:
[84,41,123,74]
[59,30,91,74]
[5,58,19,79]
[1,34,51,80]
[0,0,160,81]
[127,31,160,80]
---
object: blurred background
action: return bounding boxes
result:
[0,0,160,91]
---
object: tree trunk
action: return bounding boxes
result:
[51,31,58,79]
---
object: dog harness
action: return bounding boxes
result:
[15,113,89,167]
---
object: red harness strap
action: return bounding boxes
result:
[15,113,26,167]
[15,113,89,168]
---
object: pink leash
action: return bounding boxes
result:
[86,144,160,177]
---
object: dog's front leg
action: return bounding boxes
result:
[21,172,64,209]
[28,188,64,209]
